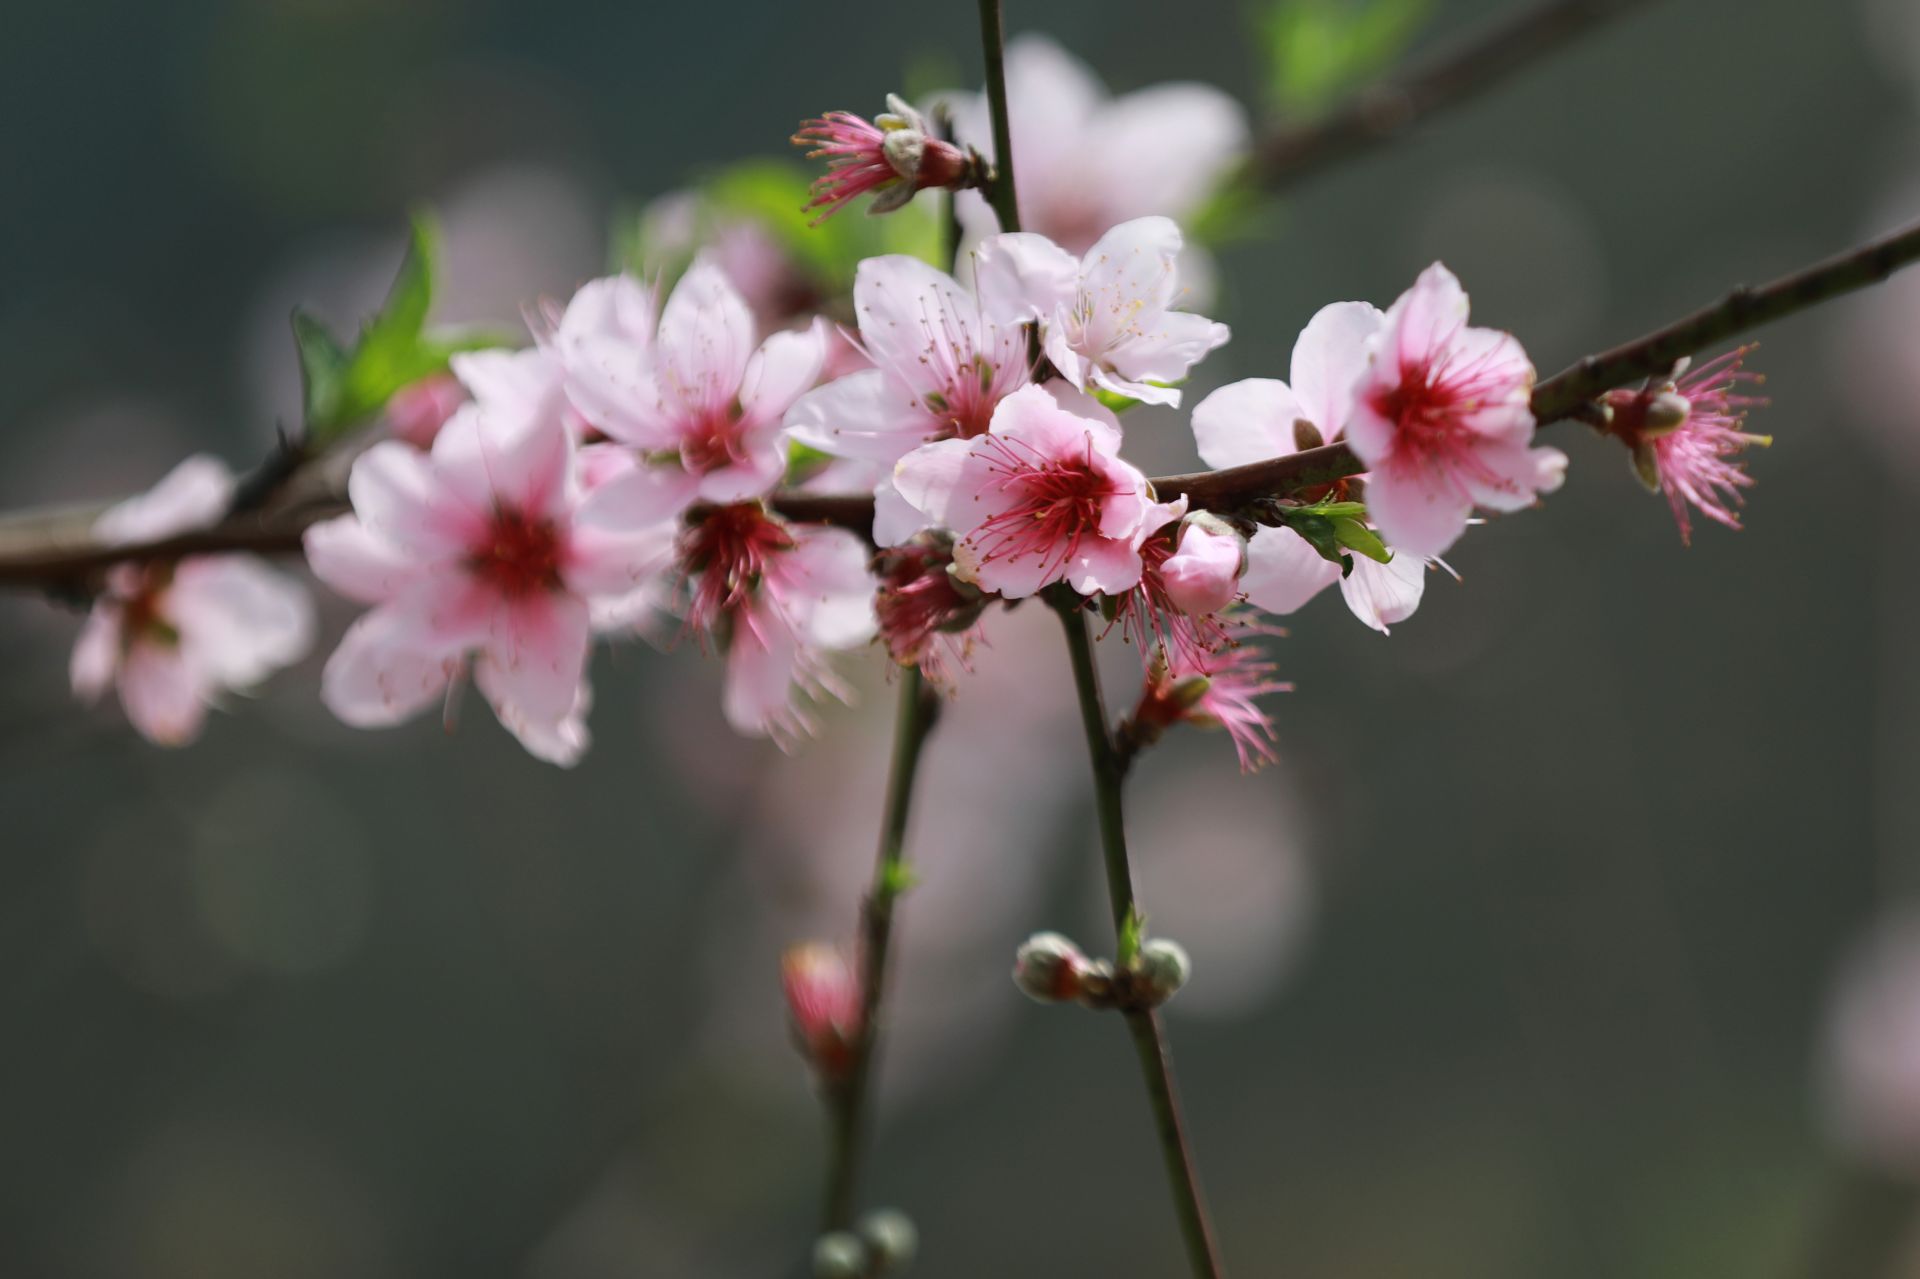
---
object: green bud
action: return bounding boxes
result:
[858,1209,919,1272]
[812,1231,867,1279]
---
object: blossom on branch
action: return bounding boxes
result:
[782,943,862,1080]
[793,95,974,222]
[1600,345,1771,544]
[71,457,315,746]
[786,251,1035,543]
[552,261,824,511]
[1128,624,1290,772]
[975,216,1229,407]
[1347,263,1566,558]
[305,388,673,765]
[1188,303,1429,634]
[673,501,876,745]
[892,384,1182,599]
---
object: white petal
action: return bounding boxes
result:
[1190,378,1306,470]
[1290,301,1385,441]
[1239,526,1341,615]
[95,455,235,545]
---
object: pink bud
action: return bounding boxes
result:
[386,373,466,449]
[1160,520,1245,617]
[781,944,862,1079]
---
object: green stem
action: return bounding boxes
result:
[821,667,940,1233]
[976,0,1022,233]
[1051,598,1226,1279]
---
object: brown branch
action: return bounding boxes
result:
[1252,0,1656,191]
[3,217,1918,593]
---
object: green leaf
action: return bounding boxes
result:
[1093,388,1144,414]
[785,440,837,488]
[1329,515,1392,563]
[291,309,349,432]
[879,859,919,900]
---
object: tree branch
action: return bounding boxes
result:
[1252,0,1655,191]
[3,217,1917,593]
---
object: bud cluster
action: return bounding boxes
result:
[1012,931,1191,1011]
[812,1209,918,1278]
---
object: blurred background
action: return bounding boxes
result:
[4,0,1920,1274]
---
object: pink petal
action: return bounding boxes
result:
[431,395,575,522]
[738,323,827,428]
[574,464,698,532]
[1239,526,1340,615]
[1190,378,1305,471]
[169,556,314,687]
[321,609,461,728]
[95,455,234,546]
[1062,535,1146,598]
[563,522,677,600]
[1388,262,1471,371]
[850,255,986,401]
[1084,85,1249,223]
[1338,551,1426,634]
[479,591,592,726]
[891,437,977,531]
[1290,301,1384,441]
[118,641,210,746]
[656,258,756,417]
[779,527,878,650]
[70,605,122,702]
[972,231,1079,327]
[1364,457,1473,559]
[304,514,423,604]
[347,440,485,559]
[1462,443,1568,512]
[473,661,591,766]
[450,347,559,421]
[786,369,933,466]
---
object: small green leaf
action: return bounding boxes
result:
[1119,907,1147,968]
[1329,515,1392,563]
[879,859,919,900]
[1093,388,1144,414]
[786,440,837,487]
[291,309,349,432]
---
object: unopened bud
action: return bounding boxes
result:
[812,1230,868,1279]
[1161,519,1246,617]
[1135,938,1192,1005]
[782,944,862,1079]
[858,1208,919,1272]
[1013,932,1088,1003]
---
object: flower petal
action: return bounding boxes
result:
[1290,300,1384,441]
[1190,378,1306,470]
[1240,526,1342,615]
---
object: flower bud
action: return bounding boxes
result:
[387,372,466,449]
[1013,932,1088,1003]
[857,1208,919,1272]
[1641,390,1692,435]
[1135,938,1192,1005]
[782,944,862,1080]
[812,1230,868,1279]
[1160,518,1246,617]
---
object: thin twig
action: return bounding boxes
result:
[820,667,941,1232]
[1253,0,1654,191]
[976,0,1022,233]
[1052,597,1226,1279]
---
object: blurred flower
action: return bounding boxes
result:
[1012,931,1091,1003]
[975,216,1229,407]
[1347,263,1564,557]
[893,384,1182,599]
[943,34,1248,258]
[305,389,672,765]
[674,502,876,744]
[71,456,313,746]
[782,943,862,1080]
[786,250,1033,544]
[872,534,987,679]
[1601,346,1771,545]
[794,95,975,222]
[1824,913,1920,1172]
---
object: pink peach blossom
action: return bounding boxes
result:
[793,95,973,222]
[781,943,862,1080]
[892,384,1181,599]
[786,251,1035,543]
[974,217,1229,407]
[1130,625,1290,772]
[673,502,877,744]
[305,386,673,765]
[550,261,823,512]
[71,457,314,746]
[1347,263,1565,557]
[1602,346,1771,544]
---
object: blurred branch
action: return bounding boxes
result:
[819,669,941,1234]
[3,218,1917,591]
[1252,0,1655,191]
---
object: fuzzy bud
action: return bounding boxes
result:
[1134,938,1192,1005]
[858,1208,919,1272]
[1013,932,1089,1003]
[812,1231,868,1279]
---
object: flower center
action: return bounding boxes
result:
[968,437,1121,577]
[681,406,752,475]
[470,508,565,597]
[119,565,180,648]
[677,502,796,632]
